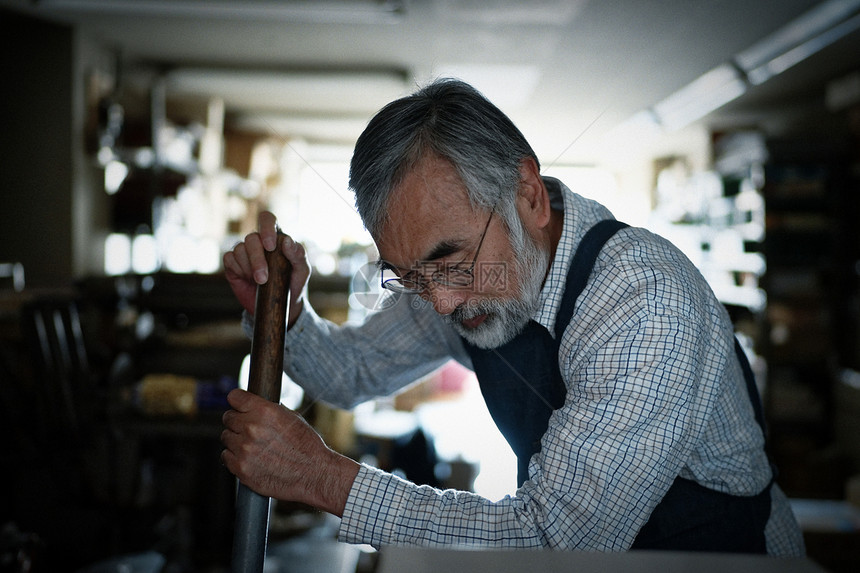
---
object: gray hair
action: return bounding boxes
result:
[349,78,539,239]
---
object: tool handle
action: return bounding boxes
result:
[232,234,291,573]
[247,233,291,401]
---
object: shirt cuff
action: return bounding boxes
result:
[283,299,323,342]
[338,464,412,547]
[242,302,323,368]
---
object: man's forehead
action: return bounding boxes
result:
[375,217,466,270]
[391,154,470,211]
[376,178,478,267]
[382,158,468,224]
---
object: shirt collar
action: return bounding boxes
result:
[532,176,614,336]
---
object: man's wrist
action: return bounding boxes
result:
[311,450,360,517]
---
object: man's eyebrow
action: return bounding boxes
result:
[422,239,466,262]
[377,239,467,272]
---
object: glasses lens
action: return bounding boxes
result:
[380,267,422,294]
[435,267,474,288]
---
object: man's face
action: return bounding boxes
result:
[375,154,549,348]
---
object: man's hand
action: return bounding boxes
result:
[223,211,310,328]
[221,389,360,517]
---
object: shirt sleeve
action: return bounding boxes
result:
[245,294,471,410]
[337,316,715,550]
[337,230,760,551]
[339,464,546,549]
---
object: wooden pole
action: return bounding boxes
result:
[232,234,291,573]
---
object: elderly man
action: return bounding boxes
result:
[221,79,804,555]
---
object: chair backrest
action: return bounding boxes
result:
[23,296,94,443]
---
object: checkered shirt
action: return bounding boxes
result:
[246,178,804,555]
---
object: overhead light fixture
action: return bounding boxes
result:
[38,0,406,23]
[165,67,411,114]
[631,0,860,134]
[652,64,747,131]
[736,0,860,85]
[231,113,373,144]
[745,12,860,85]
[163,67,411,143]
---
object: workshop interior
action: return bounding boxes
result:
[2,0,860,571]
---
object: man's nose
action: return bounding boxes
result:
[422,282,468,316]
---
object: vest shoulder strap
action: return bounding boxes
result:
[554,219,629,339]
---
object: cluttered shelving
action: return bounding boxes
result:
[712,131,860,500]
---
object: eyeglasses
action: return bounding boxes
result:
[380,206,495,295]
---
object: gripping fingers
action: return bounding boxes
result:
[225,243,252,281]
[258,211,279,251]
[220,429,239,473]
[239,232,269,285]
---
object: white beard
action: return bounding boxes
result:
[446,220,549,349]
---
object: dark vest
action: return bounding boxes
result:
[462,219,771,552]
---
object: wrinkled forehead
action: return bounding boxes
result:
[374,155,481,268]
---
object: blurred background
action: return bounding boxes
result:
[2,1,860,571]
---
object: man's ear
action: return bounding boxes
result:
[516,157,551,229]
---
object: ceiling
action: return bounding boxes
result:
[5,0,860,166]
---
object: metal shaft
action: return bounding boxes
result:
[232,234,291,573]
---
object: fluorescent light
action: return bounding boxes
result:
[613,0,860,138]
[745,12,860,85]
[736,0,860,83]
[232,114,372,143]
[653,64,747,131]
[165,68,410,114]
[39,0,405,23]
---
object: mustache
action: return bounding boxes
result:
[447,298,502,323]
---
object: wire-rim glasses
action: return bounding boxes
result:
[380,206,495,295]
